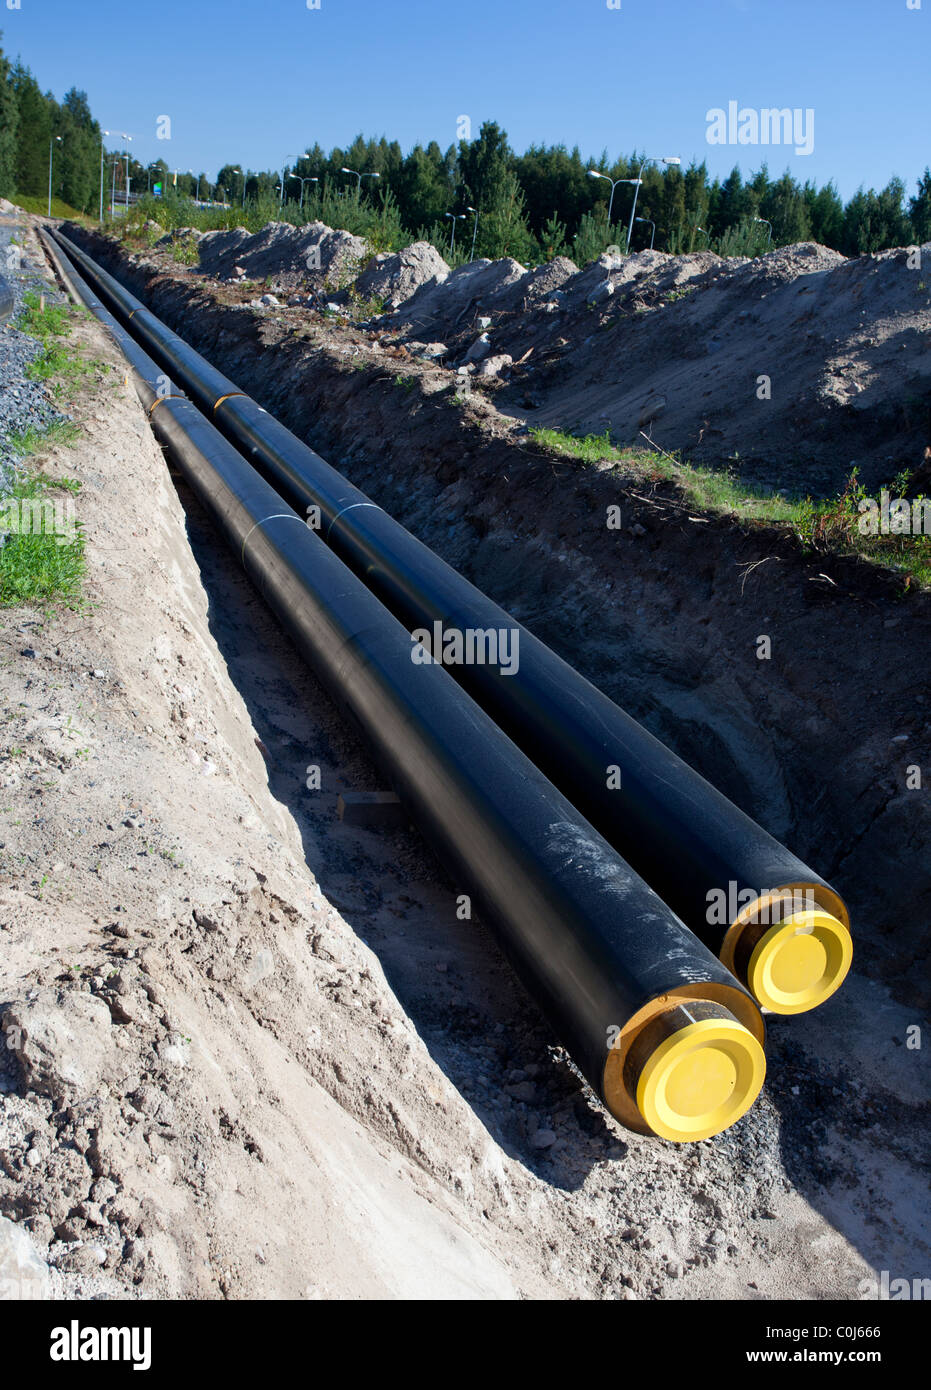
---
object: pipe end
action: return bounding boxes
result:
[747,908,852,1014]
[632,1003,765,1142]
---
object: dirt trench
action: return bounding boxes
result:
[67,228,931,1007]
[5,221,923,1300]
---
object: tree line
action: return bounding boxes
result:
[2,36,930,265]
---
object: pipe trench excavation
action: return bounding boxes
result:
[51,229,853,1018]
[45,229,767,1144]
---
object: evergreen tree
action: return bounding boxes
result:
[0,38,19,198]
[908,168,931,244]
[11,63,52,198]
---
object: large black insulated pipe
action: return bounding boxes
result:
[53,231,769,1142]
[54,229,852,1018]
[51,230,769,1143]
[38,228,186,409]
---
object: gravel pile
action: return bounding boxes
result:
[0,217,71,490]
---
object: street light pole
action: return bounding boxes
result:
[341,167,380,194]
[124,143,133,211]
[754,216,773,246]
[588,170,641,227]
[289,174,318,209]
[635,216,656,251]
[626,155,680,252]
[444,211,465,253]
[99,129,130,222]
[110,159,120,220]
[47,135,62,217]
[466,205,478,261]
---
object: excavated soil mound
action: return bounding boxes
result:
[380,239,931,496]
[354,240,449,309]
[197,220,367,290]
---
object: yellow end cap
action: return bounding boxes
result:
[636,1017,766,1143]
[747,908,852,1014]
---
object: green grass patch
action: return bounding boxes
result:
[4,419,80,458]
[530,426,617,465]
[16,291,72,339]
[25,342,94,398]
[0,472,85,607]
[13,194,88,221]
[529,428,931,589]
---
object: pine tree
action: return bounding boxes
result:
[909,169,931,244]
[0,38,19,199]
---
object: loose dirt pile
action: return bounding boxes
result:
[382,241,931,496]
[196,221,368,291]
[353,240,449,310]
[170,221,931,495]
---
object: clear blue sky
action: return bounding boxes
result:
[3,0,928,198]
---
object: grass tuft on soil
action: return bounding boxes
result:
[530,427,931,588]
[0,469,85,607]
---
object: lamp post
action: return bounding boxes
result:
[341,166,380,193]
[124,147,135,210]
[289,174,318,209]
[230,168,244,207]
[587,169,641,226]
[100,129,131,222]
[444,211,466,253]
[754,216,773,246]
[110,158,122,220]
[465,205,479,261]
[47,135,62,217]
[279,157,296,208]
[635,216,656,251]
[626,155,680,251]
[694,225,709,248]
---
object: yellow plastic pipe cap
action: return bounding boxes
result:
[747,908,852,1014]
[637,1017,766,1143]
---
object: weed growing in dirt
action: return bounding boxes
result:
[794,469,931,587]
[530,426,616,464]
[25,343,94,397]
[16,291,71,338]
[5,420,80,457]
[170,237,200,266]
[35,474,82,494]
[348,289,387,320]
[0,472,85,607]
[530,428,931,587]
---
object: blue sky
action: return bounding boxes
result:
[3,0,929,199]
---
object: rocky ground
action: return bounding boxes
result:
[0,220,69,485]
[0,211,927,1302]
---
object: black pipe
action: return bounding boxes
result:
[53,228,852,1017]
[37,229,185,411]
[53,230,767,1143]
